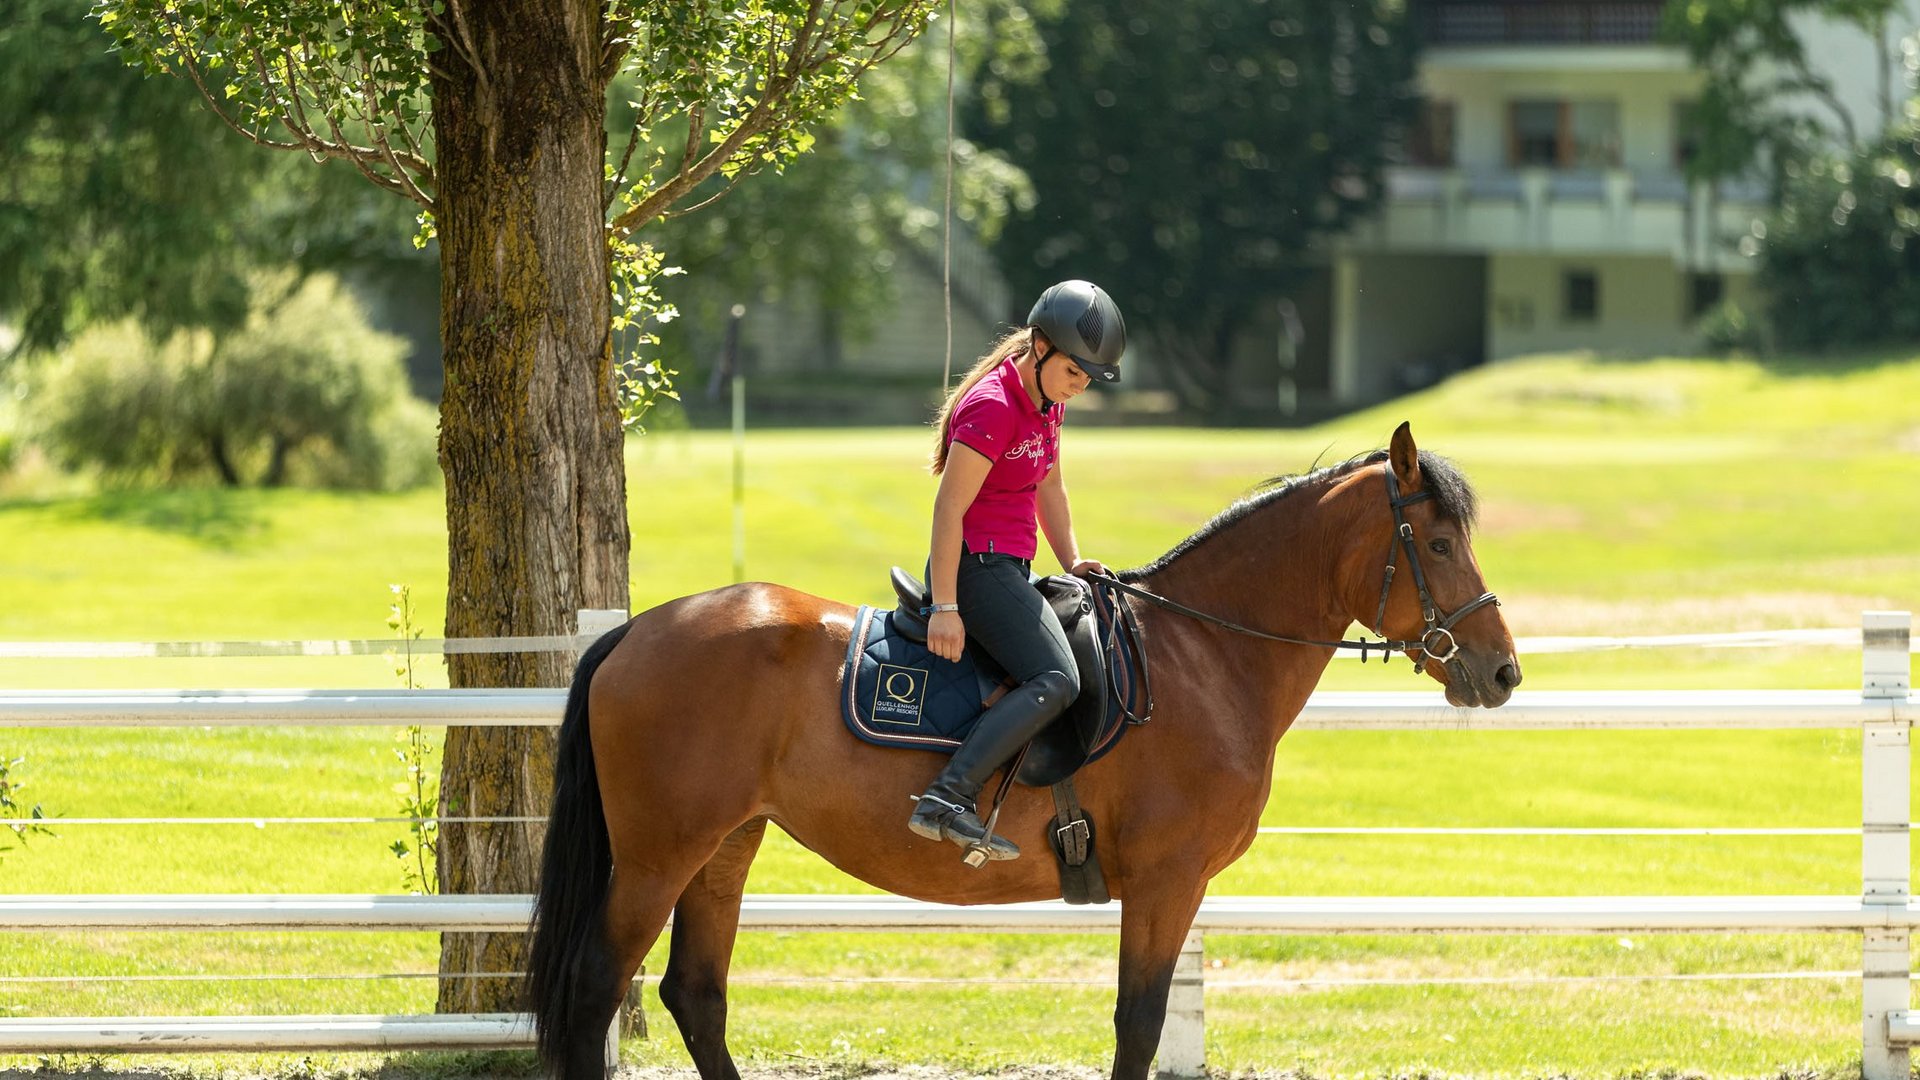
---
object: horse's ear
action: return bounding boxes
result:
[1389,421,1422,491]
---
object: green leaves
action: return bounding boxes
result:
[609,235,685,432]
[972,0,1417,413]
[605,0,938,233]
[1758,127,1920,349]
[1661,0,1905,178]
[94,0,436,208]
[0,755,54,863]
[382,583,438,895]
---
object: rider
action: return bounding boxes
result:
[907,280,1127,862]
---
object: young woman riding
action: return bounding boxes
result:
[907,279,1127,862]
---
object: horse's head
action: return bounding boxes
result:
[1334,422,1521,708]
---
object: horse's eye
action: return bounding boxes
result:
[1428,538,1452,557]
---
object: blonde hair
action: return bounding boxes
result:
[929,327,1034,475]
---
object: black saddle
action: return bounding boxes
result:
[888,566,1111,787]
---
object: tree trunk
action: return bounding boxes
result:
[207,430,242,487]
[429,0,627,1013]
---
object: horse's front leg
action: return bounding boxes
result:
[1112,877,1208,1080]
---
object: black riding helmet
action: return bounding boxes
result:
[1027,280,1126,386]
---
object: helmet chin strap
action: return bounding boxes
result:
[1033,343,1059,412]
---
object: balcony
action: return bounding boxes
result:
[1417,1,1667,46]
[1349,166,1769,269]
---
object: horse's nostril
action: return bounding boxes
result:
[1495,662,1521,691]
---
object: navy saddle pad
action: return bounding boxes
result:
[840,606,998,751]
[840,592,1145,773]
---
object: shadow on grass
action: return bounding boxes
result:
[45,488,267,549]
[0,1049,542,1080]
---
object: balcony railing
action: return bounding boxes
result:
[1417,1,1667,46]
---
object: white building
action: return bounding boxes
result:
[1327,0,1914,405]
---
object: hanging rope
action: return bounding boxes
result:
[941,0,957,390]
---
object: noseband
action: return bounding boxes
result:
[1087,466,1500,669]
[1373,470,1500,673]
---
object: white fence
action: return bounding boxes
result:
[0,611,1914,1078]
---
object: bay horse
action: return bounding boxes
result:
[527,422,1521,1080]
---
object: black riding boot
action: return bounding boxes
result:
[908,669,1076,862]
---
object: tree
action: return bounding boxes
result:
[96,0,934,1011]
[968,0,1418,414]
[1755,129,1920,349]
[641,1,1050,382]
[1661,0,1905,182]
[0,0,413,357]
[32,275,437,490]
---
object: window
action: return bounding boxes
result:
[1511,101,1561,166]
[1509,100,1621,168]
[1564,269,1599,321]
[1408,101,1456,167]
[1567,102,1621,168]
[1688,272,1724,318]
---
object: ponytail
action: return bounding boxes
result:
[929,327,1033,475]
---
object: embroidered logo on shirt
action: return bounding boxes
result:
[1004,434,1047,462]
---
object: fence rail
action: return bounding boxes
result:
[10,892,1920,934]
[0,610,1913,1077]
[0,687,1903,729]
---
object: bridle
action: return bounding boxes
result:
[1373,468,1501,673]
[1086,466,1500,672]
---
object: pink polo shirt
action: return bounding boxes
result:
[945,358,1062,561]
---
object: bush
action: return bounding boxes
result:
[1695,298,1766,356]
[29,276,437,490]
[1757,133,1920,351]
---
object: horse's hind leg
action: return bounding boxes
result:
[561,860,705,1080]
[660,819,769,1080]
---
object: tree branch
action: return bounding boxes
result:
[444,0,493,100]
[424,3,482,75]
[659,168,750,219]
[162,17,305,153]
[609,0,823,235]
[356,47,437,211]
[607,109,649,212]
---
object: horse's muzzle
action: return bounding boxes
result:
[1442,650,1522,709]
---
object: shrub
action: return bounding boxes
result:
[1695,298,1766,357]
[30,275,437,490]
[1757,133,1920,351]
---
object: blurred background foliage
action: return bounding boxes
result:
[971,0,1419,413]
[24,274,437,491]
[4,0,1920,492]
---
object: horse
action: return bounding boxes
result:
[526,422,1521,1080]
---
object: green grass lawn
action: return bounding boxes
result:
[1,352,1918,1077]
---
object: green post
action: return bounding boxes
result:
[732,374,746,584]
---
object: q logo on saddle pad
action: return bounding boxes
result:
[873,664,928,725]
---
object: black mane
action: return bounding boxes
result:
[1121,449,1478,580]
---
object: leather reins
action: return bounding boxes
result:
[1086,468,1500,673]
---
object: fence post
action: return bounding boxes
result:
[575,608,629,646]
[1157,930,1206,1078]
[1861,610,1911,1080]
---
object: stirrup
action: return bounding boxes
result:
[907,793,1020,865]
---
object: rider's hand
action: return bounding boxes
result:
[1069,558,1107,578]
[928,610,966,663]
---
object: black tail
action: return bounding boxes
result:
[527,621,633,1074]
